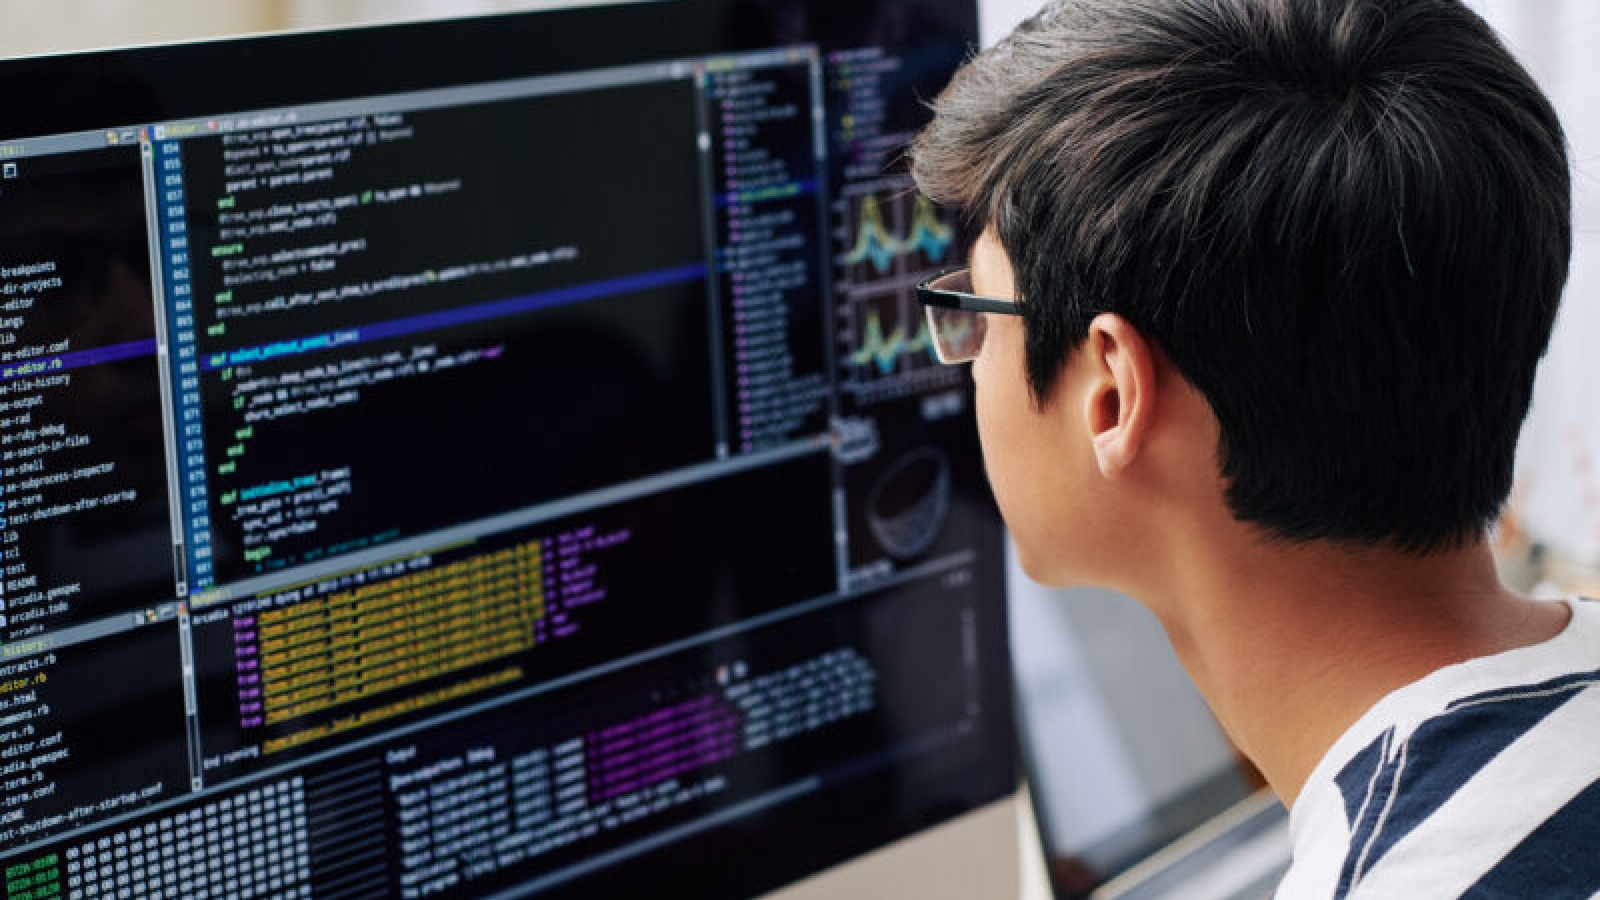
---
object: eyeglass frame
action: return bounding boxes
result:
[915,268,1024,316]
[915,267,1024,364]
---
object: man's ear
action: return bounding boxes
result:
[1082,313,1159,477]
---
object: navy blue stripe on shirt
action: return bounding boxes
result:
[1334,728,1392,828]
[1332,729,1395,900]
[1329,675,1595,900]
[1447,668,1600,712]
[1333,730,1401,900]
[1457,776,1600,900]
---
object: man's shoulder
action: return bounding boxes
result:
[1282,599,1600,900]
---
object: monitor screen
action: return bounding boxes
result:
[0,2,1015,898]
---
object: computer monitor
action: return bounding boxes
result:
[0,2,1019,898]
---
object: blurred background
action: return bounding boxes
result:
[5,0,1594,893]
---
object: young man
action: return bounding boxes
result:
[911,1,1598,898]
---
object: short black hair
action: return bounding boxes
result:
[913,0,1571,553]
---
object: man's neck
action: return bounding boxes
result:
[1133,532,1569,807]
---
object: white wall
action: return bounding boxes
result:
[978,0,1039,44]
[282,0,624,29]
[0,0,283,57]
[1464,1,1600,576]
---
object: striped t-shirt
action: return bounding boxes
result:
[1275,596,1600,900]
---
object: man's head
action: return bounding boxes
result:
[913,0,1570,586]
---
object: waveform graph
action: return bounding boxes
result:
[837,184,957,285]
[845,292,932,378]
[838,284,965,405]
[849,295,937,376]
[833,178,968,406]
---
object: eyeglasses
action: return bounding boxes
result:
[916,268,1023,364]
